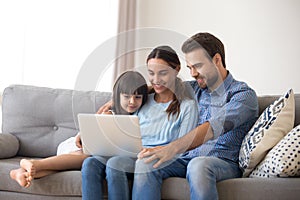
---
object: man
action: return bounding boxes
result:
[134,32,259,199]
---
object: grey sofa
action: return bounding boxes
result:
[0,84,299,200]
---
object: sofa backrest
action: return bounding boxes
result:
[1,85,300,158]
[257,93,300,126]
[1,85,111,157]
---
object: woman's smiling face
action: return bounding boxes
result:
[147,58,177,95]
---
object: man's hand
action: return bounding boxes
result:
[97,100,113,114]
[138,144,178,168]
[75,133,82,148]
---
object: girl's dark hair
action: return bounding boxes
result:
[112,71,148,114]
[147,45,191,119]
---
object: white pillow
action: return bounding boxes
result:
[250,124,300,177]
[239,89,295,177]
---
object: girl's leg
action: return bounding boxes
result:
[10,168,31,188]
[20,151,89,178]
[10,167,56,187]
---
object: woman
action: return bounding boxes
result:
[81,45,198,200]
[10,71,148,188]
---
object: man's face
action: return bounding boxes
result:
[185,48,220,89]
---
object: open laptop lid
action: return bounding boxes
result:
[78,114,142,157]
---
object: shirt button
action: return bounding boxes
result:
[53,126,58,131]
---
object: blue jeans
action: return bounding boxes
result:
[187,156,242,200]
[132,157,190,200]
[81,156,107,200]
[81,155,135,200]
[106,156,135,200]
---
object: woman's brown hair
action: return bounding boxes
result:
[147,45,192,119]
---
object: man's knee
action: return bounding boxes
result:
[188,156,206,169]
[187,157,213,175]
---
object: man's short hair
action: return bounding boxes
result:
[181,32,226,68]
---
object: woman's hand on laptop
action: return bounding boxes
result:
[138,144,178,168]
[97,100,113,114]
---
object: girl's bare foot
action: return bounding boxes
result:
[20,159,36,177]
[10,168,31,188]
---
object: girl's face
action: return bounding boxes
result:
[120,93,143,113]
[147,58,177,95]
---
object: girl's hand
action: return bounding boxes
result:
[75,133,82,148]
[97,100,113,114]
[102,110,113,115]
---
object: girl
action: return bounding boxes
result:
[81,45,199,200]
[10,71,148,188]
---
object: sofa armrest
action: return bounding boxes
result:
[0,133,19,158]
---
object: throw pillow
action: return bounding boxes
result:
[250,124,300,177]
[0,133,19,158]
[239,89,295,177]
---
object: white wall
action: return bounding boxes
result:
[136,0,300,95]
[0,0,118,93]
[0,0,119,130]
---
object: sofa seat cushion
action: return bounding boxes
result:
[217,177,300,200]
[0,157,190,199]
[0,157,82,197]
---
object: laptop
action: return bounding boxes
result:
[78,114,142,157]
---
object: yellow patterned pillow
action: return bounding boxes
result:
[239,89,295,177]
